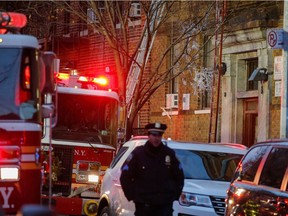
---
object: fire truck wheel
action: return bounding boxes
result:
[83,200,98,216]
[99,206,111,216]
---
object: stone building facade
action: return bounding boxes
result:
[147,1,284,145]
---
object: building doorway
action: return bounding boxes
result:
[243,98,258,147]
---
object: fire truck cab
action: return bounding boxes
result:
[0,12,56,215]
[41,72,119,215]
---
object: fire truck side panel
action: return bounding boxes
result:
[0,126,42,214]
[43,196,98,216]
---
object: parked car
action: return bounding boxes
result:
[97,136,247,216]
[225,139,288,216]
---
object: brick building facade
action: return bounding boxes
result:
[49,1,284,145]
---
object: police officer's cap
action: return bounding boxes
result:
[145,122,167,135]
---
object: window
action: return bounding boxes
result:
[129,2,141,19]
[63,10,70,34]
[236,146,268,182]
[259,147,288,189]
[201,91,211,109]
[200,36,212,109]
[79,2,88,32]
[247,58,258,91]
[114,1,124,25]
[169,38,179,94]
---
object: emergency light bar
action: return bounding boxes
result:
[0,146,20,163]
[56,73,111,89]
[78,75,109,86]
[56,73,70,81]
[0,12,27,34]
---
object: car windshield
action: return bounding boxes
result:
[174,149,243,181]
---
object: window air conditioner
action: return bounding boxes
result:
[166,94,178,108]
[129,3,141,18]
[87,8,97,23]
[87,8,104,23]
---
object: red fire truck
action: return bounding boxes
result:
[0,12,56,214]
[41,72,119,215]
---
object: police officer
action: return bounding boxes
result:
[120,122,184,216]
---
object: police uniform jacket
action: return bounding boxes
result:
[120,141,184,205]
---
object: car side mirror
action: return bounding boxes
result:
[42,51,57,94]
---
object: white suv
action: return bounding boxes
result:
[97,137,247,216]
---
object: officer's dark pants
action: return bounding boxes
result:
[134,203,173,216]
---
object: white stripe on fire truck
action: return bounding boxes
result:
[0,122,41,131]
[58,86,119,101]
[21,154,35,162]
[42,140,115,150]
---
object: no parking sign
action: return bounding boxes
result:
[267,28,284,49]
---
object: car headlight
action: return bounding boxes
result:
[76,160,101,184]
[88,174,99,183]
[179,192,213,208]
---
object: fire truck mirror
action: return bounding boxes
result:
[41,104,55,118]
[42,51,57,94]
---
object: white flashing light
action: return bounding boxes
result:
[0,167,19,181]
[88,174,99,183]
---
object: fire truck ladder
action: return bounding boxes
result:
[126,1,165,117]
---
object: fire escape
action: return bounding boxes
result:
[126,1,165,124]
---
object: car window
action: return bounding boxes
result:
[110,146,129,168]
[259,147,288,189]
[174,149,243,181]
[236,145,268,182]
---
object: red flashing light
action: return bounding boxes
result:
[78,76,89,82]
[24,65,31,89]
[92,76,108,86]
[56,73,70,81]
[0,147,20,161]
[0,12,27,33]
[78,75,109,87]
[78,162,89,171]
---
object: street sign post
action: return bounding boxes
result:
[280,2,288,138]
[267,28,284,49]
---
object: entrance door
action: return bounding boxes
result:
[243,99,258,147]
